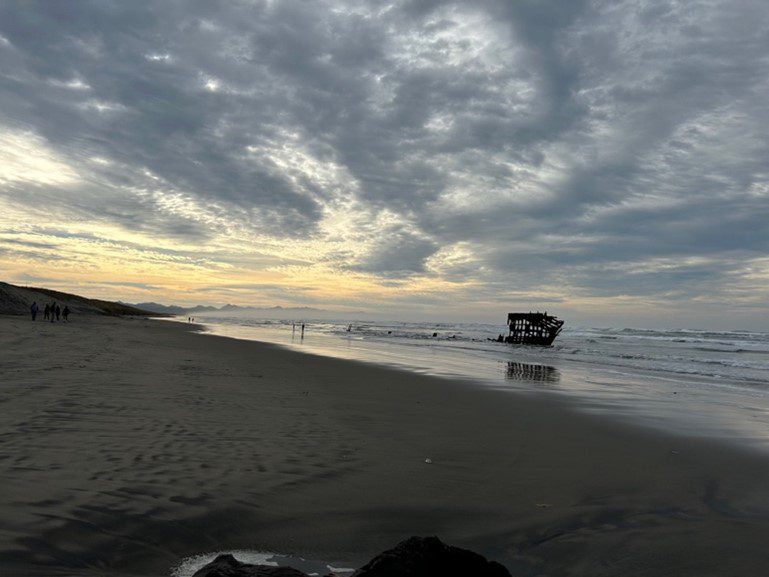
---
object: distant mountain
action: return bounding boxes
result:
[186,305,219,313]
[213,304,327,313]
[128,301,328,315]
[263,305,324,311]
[132,303,231,314]
[133,302,188,315]
[0,283,333,318]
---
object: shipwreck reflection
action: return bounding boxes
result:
[505,362,560,383]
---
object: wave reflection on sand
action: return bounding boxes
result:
[189,315,769,450]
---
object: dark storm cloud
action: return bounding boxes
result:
[1,0,768,299]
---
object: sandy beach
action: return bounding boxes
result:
[1,314,769,576]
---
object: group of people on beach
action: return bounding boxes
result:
[30,301,70,322]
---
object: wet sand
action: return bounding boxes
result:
[1,314,769,576]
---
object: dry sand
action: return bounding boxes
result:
[1,314,769,576]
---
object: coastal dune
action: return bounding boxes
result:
[1,314,769,576]
[0,281,156,316]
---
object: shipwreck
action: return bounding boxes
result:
[499,312,564,346]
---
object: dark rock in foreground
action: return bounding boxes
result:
[352,536,511,577]
[190,537,511,577]
[191,553,311,577]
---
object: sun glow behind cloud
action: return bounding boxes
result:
[0,130,80,187]
[0,126,474,311]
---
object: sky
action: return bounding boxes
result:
[1,1,768,329]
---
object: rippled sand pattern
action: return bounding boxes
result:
[3,315,769,577]
[1,316,361,576]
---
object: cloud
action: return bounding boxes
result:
[1,0,768,324]
[352,228,438,276]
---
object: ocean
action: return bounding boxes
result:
[187,314,769,450]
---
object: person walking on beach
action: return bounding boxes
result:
[44,303,50,320]
[55,303,61,321]
[301,322,305,339]
[62,306,70,322]
[30,301,38,321]
[50,302,56,323]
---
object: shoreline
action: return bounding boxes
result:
[2,314,769,576]
[190,315,769,453]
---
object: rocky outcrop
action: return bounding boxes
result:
[352,536,511,577]
[190,537,511,577]
[191,553,311,577]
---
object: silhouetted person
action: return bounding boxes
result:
[62,306,70,322]
[55,304,61,321]
[30,302,38,321]
[50,302,56,323]
[301,323,305,339]
[44,303,50,320]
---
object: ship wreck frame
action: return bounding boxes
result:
[504,312,564,346]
